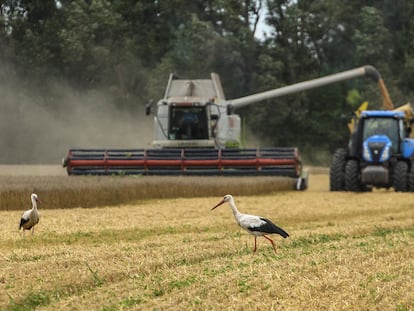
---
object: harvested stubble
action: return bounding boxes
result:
[1,174,413,311]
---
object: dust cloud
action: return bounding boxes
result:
[0,62,154,164]
[0,59,269,164]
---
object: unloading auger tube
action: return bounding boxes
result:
[226,65,393,113]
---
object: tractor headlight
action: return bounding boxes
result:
[380,145,390,161]
[362,144,372,161]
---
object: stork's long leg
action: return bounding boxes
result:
[263,235,277,254]
[253,236,257,253]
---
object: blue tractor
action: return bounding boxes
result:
[330,107,414,192]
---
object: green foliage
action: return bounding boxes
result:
[86,263,105,287]
[346,89,363,109]
[6,291,51,311]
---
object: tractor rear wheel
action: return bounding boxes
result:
[409,162,414,192]
[330,148,347,191]
[345,159,362,192]
[393,161,408,192]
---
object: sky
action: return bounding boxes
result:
[254,2,272,40]
[255,11,272,40]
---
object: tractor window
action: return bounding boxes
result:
[363,117,399,152]
[169,106,209,140]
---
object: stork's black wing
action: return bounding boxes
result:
[248,217,289,238]
[19,217,29,229]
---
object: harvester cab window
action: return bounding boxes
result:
[169,106,209,140]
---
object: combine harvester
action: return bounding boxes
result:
[63,65,396,190]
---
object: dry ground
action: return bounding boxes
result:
[0,172,413,310]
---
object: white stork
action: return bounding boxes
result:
[211,194,289,254]
[19,193,40,235]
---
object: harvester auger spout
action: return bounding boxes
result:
[227,65,392,112]
[63,65,390,191]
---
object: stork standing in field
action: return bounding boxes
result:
[19,193,40,236]
[211,194,289,254]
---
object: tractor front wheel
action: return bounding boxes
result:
[409,162,414,192]
[330,148,347,191]
[345,159,362,192]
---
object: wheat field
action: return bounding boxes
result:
[0,169,413,310]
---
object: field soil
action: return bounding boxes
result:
[0,169,413,310]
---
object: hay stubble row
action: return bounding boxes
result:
[0,172,413,310]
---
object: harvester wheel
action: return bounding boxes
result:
[409,161,414,192]
[345,159,362,192]
[330,148,347,191]
[393,161,408,192]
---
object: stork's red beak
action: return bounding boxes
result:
[211,199,225,211]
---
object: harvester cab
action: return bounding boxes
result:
[148,73,241,149]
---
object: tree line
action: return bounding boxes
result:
[1,0,414,163]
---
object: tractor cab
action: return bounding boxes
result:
[350,111,405,161]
